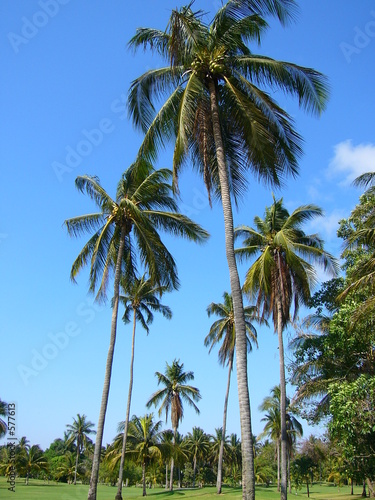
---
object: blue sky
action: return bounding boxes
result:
[1,0,375,451]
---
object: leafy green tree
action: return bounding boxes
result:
[290,454,315,497]
[66,414,96,485]
[329,376,375,494]
[185,427,211,487]
[64,161,208,500]
[125,414,164,497]
[236,197,337,499]
[146,359,201,490]
[205,291,259,492]
[128,3,328,497]
[115,275,172,500]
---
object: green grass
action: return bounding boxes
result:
[0,478,366,500]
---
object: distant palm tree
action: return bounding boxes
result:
[125,414,164,497]
[128,4,328,496]
[185,427,211,487]
[115,275,172,500]
[236,197,337,499]
[146,359,201,490]
[205,292,261,492]
[17,444,48,485]
[66,414,96,485]
[64,161,208,500]
[259,386,303,492]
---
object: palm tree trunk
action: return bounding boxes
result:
[87,228,125,500]
[209,79,255,500]
[142,463,147,496]
[217,354,233,494]
[170,428,176,491]
[277,439,280,492]
[165,463,168,490]
[115,309,137,500]
[74,438,79,485]
[276,289,288,500]
[193,456,196,487]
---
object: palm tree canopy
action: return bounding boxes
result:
[64,160,209,301]
[235,197,339,329]
[146,359,201,431]
[128,2,328,205]
[125,414,164,466]
[205,291,261,366]
[66,414,96,452]
[119,274,172,333]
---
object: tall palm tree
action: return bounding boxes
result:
[185,427,211,487]
[204,291,260,493]
[146,359,201,490]
[64,160,208,500]
[115,275,172,500]
[66,414,96,485]
[235,197,337,500]
[128,4,328,498]
[259,386,302,492]
[125,414,164,497]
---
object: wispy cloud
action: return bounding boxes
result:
[327,140,375,186]
[308,209,346,242]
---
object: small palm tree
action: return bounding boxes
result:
[65,161,208,500]
[185,427,211,487]
[146,359,201,490]
[204,291,261,493]
[17,444,48,485]
[115,275,172,500]
[235,197,338,499]
[128,5,328,496]
[66,414,96,485]
[125,414,164,497]
[259,386,302,492]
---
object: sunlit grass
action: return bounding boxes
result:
[0,478,366,500]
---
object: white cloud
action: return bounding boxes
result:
[327,140,375,186]
[308,209,346,242]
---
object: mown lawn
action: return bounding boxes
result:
[0,478,366,500]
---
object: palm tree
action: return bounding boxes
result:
[125,414,164,497]
[185,427,211,487]
[235,197,337,500]
[17,444,48,484]
[204,291,260,493]
[128,4,328,498]
[65,161,208,500]
[66,414,96,485]
[115,275,172,500]
[0,400,7,437]
[146,359,201,490]
[259,386,302,491]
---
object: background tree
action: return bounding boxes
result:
[146,359,201,490]
[205,291,259,493]
[66,413,96,485]
[236,197,337,499]
[115,275,172,500]
[17,444,48,485]
[185,427,210,487]
[125,414,164,497]
[64,161,208,500]
[128,3,328,498]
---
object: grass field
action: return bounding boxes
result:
[0,478,367,500]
